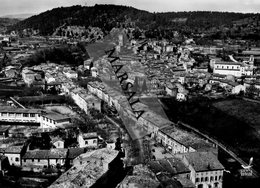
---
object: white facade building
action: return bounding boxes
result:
[0,146,23,166]
[212,58,255,77]
[77,132,98,148]
[0,107,70,130]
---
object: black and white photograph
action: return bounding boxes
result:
[0,0,260,187]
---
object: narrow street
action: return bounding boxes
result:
[105,115,146,165]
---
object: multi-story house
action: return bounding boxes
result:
[77,132,98,148]
[71,89,88,114]
[213,61,243,77]
[0,107,71,130]
[22,149,68,172]
[40,112,71,130]
[212,58,255,77]
[176,152,224,188]
[0,146,24,166]
[21,69,44,86]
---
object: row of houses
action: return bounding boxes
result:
[157,125,217,155]
[27,62,102,114]
[87,79,217,156]
[0,145,86,172]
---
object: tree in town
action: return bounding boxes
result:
[246,84,259,98]
[132,76,139,93]
[141,79,148,93]
[115,138,122,151]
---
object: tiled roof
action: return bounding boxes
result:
[67,148,85,159]
[160,125,212,150]
[0,107,41,114]
[148,158,190,175]
[0,145,23,154]
[181,152,224,172]
[50,148,119,188]
[22,149,68,159]
[120,164,160,188]
[82,132,98,139]
[42,112,70,121]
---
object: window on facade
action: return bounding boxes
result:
[201,177,204,182]
[32,159,34,162]
[30,113,35,117]
[43,117,45,121]
[15,157,19,162]
[16,113,21,117]
[196,178,200,183]
[210,176,214,181]
[205,177,208,181]
[23,113,29,117]
[50,120,53,124]
[24,159,26,162]
[38,159,40,162]
[9,113,15,117]
[215,176,218,181]
[2,113,7,117]
[219,176,222,180]
[85,141,88,145]
[93,140,97,143]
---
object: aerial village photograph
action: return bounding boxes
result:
[0,0,260,187]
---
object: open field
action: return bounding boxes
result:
[213,99,260,134]
[44,105,77,116]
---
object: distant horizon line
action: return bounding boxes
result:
[0,3,259,18]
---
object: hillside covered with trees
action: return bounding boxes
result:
[8,4,258,36]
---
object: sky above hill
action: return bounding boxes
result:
[0,0,259,17]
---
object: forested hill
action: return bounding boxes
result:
[9,4,150,35]
[9,4,256,35]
